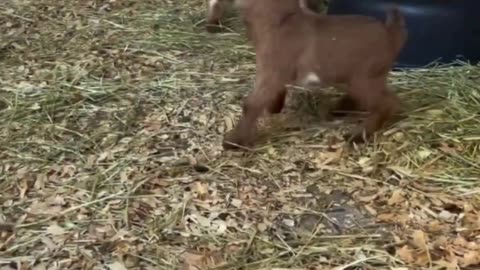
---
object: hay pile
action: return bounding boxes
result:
[1,0,479,269]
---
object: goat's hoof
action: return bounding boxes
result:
[222,131,253,151]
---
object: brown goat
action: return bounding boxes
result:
[222,0,408,150]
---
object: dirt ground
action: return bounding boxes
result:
[1,1,479,269]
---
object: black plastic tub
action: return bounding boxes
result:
[326,0,480,68]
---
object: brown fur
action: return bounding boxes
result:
[221,0,408,150]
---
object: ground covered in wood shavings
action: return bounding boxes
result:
[1,1,480,269]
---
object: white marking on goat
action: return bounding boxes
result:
[303,72,321,85]
[209,0,219,9]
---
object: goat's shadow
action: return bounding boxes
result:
[255,86,365,146]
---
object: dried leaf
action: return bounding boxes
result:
[257,223,267,232]
[357,157,371,167]
[388,189,405,206]
[230,198,242,208]
[427,220,445,233]
[194,181,209,198]
[416,148,432,160]
[182,251,225,270]
[412,230,429,250]
[364,204,377,216]
[357,194,379,203]
[107,261,127,270]
[438,143,457,154]
[182,252,204,270]
[46,224,66,236]
[397,245,414,263]
[414,250,430,266]
[438,210,456,222]
[462,250,480,267]
[377,213,395,222]
[453,235,469,248]
[282,219,295,227]
[40,236,57,252]
[433,259,458,270]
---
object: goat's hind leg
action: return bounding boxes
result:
[344,76,399,143]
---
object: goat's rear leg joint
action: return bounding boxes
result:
[345,77,399,143]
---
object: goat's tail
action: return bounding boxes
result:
[385,6,407,56]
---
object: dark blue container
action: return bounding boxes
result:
[326,0,480,68]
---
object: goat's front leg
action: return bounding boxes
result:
[206,0,229,32]
[223,74,288,150]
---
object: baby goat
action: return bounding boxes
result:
[222,0,408,150]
